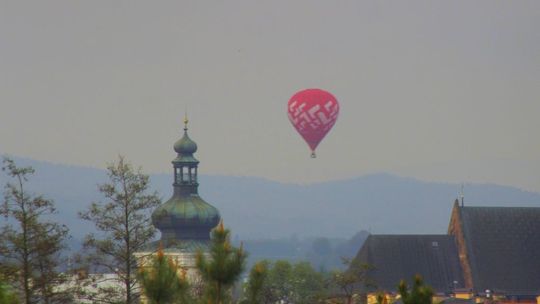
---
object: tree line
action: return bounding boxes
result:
[0,156,433,304]
[0,156,160,303]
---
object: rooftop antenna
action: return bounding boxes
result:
[460,183,464,207]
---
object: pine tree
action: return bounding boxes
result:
[0,157,70,304]
[79,156,160,304]
[196,221,246,304]
[138,244,190,304]
[241,261,268,304]
[398,275,433,304]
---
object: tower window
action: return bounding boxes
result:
[191,167,197,182]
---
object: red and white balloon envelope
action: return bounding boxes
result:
[287,89,339,158]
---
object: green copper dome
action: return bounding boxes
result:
[153,196,219,222]
[172,118,199,164]
[174,131,198,155]
[152,194,220,240]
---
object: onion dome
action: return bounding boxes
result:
[151,195,220,241]
[172,117,199,164]
[174,131,197,155]
[151,116,220,244]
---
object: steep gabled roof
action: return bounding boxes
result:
[355,235,464,292]
[459,206,540,296]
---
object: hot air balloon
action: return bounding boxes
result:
[287,88,339,158]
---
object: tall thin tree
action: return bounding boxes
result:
[0,157,70,304]
[330,257,375,304]
[241,261,268,304]
[196,221,246,304]
[79,156,160,304]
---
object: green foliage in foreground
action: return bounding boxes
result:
[240,259,326,304]
[398,275,433,304]
[240,261,268,304]
[0,278,19,304]
[197,222,247,304]
[138,245,190,304]
[329,257,375,304]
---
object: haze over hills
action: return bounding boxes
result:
[1,156,539,242]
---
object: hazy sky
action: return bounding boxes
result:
[1,1,539,191]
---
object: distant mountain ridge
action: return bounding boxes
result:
[1,156,539,240]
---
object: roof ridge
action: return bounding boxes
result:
[461,205,540,209]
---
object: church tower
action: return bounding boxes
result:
[151,116,221,245]
[136,117,221,283]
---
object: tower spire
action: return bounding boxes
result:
[151,118,220,242]
[184,111,189,131]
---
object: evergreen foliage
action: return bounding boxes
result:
[398,275,433,304]
[0,157,70,304]
[138,245,190,304]
[79,156,161,304]
[196,221,246,304]
[241,261,268,304]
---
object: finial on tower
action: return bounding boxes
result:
[184,111,189,131]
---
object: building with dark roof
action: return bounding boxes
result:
[354,200,540,300]
[356,234,464,292]
[448,203,540,297]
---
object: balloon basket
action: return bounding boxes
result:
[310,152,316,158]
